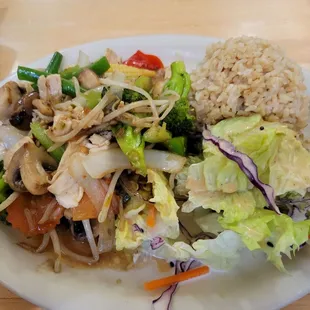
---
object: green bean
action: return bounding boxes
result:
[60,65,81,79]
[30,122,65,162]
[17,66,86,97]
[60,56,110,80]
[45,51,63,74]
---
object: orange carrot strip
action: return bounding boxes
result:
[146,204,156,227]
[144,265,210,291]
[72,194,98,221]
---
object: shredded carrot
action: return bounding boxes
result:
[146,204,156,227]
[144,265,210,291]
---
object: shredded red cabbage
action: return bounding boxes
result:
[152,260,200,310]
[150,237,165,250]
[203,129,281,214]
[132,224,144,233]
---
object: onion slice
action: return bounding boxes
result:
[82,149,186,179]
[203,129,280,214]
[68,154,107,211]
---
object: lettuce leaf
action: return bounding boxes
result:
[201,115,310,195]
[115,170,180,250]
[144,230,245,270]
[193,209,224,235]
[115,214,146,251]
[148,169,180,239]
[220,209,310,271]
[182,115,310,271]
[183,189,266,224]
[174,156,202,197]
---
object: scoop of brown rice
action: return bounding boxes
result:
[190,36,309,130]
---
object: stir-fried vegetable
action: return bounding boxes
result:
[135,76,153,91]
[0,161,12,224]
[17,66,86,97]
[124,50,164,71]
[82,90,102,109]
[164,98,195,137]
[165,136,187,156]
[0,162,11,204]
[108,64,156,77]
[121,75,151,103]
[60,56,110,79]
[113,125,147,176]
[82,148,187,178]
[143,123,172,143]
[30,122,65,162]
[72,194,98,221]
[163,61,195,136]
[45,51,63,74]
[6,193,64,236]
[122,89,146,103]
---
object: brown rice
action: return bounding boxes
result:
[190,36,309,130]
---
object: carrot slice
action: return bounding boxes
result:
[146,204,156,228]
[72,194,98,221]
[7,193,63,236]
[144,265,210,291]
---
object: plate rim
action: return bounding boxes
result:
[0,34,309,310]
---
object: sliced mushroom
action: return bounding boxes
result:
[20,143,57,195]
[5,145,28,192]
[9,91,39,130]
[0,82,22,120]
[78,69,100,89]
[5,141,57,195]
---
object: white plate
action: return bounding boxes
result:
[1,35,310,310]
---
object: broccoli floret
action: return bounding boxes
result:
[163,61,195,136]
[122,89,146,103]
[164,98,195,136]
[112,125,147,176]
[164,61,191,99]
